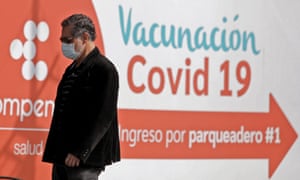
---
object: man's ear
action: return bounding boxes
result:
[82,32,90,42]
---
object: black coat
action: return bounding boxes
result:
[42,47,120,170]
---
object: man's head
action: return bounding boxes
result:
[60,14,96,61]
[61,14,96,41]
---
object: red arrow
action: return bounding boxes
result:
[118,94,297,177]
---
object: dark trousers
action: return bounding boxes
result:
[52,164,101,180]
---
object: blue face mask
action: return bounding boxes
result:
[61,43,81,60]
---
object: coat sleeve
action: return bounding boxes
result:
[73,61,119,163]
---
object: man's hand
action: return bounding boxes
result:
[65,153,80,167]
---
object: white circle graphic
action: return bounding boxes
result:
[11,20,50,81]
[10,39,23,60]
[37,21,49,42]
[23,40,36,60]
[35,60,48,81]
[22,60,35,80]
[24,20,37,41]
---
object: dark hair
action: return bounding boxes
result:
[61,14,96,41]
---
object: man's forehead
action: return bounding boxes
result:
[61,24,74,35]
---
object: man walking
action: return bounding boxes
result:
[42,14,120,180]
